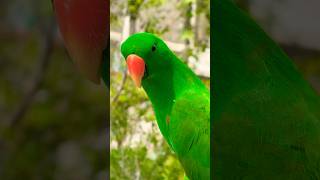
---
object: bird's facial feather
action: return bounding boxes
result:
[121,33,158,60]
[121,33,173,86]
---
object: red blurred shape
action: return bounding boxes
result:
[53,0,109,83]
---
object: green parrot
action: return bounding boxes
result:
[213,0,320,179]
[121,33,210,179]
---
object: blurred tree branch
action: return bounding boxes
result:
[8,20,55,128]
[111,70,128,105]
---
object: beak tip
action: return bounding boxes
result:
[132,77,142,88]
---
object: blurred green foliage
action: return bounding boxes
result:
[110,72,186,180]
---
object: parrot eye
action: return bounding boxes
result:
[151,45,156,52]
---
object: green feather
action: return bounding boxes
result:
[212,0,320,179]
[121,33,210,179]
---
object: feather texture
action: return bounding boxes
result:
[212,0,320,179]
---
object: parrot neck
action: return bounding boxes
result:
[142,54,207,142]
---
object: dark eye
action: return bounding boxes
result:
[151,45,156,52]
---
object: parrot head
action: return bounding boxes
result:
[121,33,173,87]
[52,0,109,84]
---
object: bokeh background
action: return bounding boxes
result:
[0,1,108,179]
[110,0,209,179]
[0,0,319,180]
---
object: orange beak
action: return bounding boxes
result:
[53,0,109,84]
[126,55,145,87]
